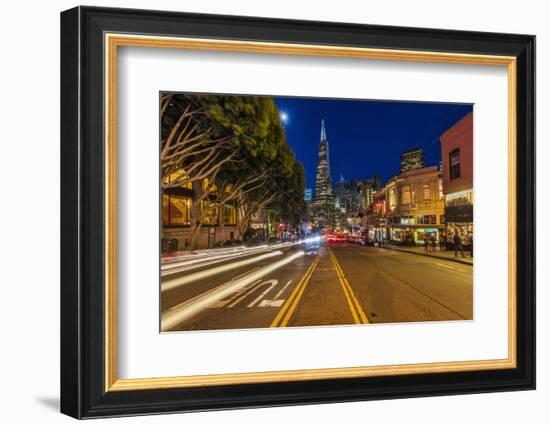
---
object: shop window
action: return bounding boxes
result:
[449,149,461,180]
[416,215,436,225]
[162,193,192,226]
[400,216,414,225]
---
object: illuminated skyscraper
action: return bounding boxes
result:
[312,119,335,229]
[400,147,425,173]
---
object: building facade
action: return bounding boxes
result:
[440,112,474,246]
[363,188,388,243]
[161,177,240,252]
[384,165,445,245]
[312,119,335,230]
[400,147,425,173]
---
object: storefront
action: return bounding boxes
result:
[444,192,473,246]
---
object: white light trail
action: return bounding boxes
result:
[161,250,283,292]
[161,242,299,275]
[161,251,305,331]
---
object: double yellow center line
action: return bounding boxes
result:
[270,255,320,328]
[329,249,369,324]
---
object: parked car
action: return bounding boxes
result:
[214,239,244,248]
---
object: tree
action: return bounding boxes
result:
[161,93,307,249]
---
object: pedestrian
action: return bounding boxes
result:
[439,233,446,251]
[424,234,429,251]
[430,234,436,251]
[453,233,465,258]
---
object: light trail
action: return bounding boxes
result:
[161,244,295,276]
[161,250,284,292]
[161,251,305,331]
[161,242,299,272]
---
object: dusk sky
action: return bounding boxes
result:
[273,97,472,188]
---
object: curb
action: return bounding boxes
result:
[383,246,473,266]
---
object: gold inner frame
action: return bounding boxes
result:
[104,33,517,392]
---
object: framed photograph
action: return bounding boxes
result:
[60,6,535,419]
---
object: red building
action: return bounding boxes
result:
[440,112,474,246]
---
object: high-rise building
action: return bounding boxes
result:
[400,147,425,173]
[312,119,335,229]
[304,188,313,202]
[357,176,381,209]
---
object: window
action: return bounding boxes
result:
[401,186,411,204]
[422,184,431,201]
[201,201,218,225]
[418,214,436,225]
[389,188,396,209]
[400,216,415,225]
[162,193,192,226]
[223,204,237,225]
[449,148,460,180]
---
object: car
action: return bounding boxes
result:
[303,235,322,251]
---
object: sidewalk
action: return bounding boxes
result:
[383,244,473,265]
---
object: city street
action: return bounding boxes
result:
[160,241,473,332]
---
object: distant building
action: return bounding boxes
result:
[400,147,425,173]
[440,112,473,246]
[312,119,335,229]
[334,176,380,230]
[357,176,381,209]
[304,188,313,202]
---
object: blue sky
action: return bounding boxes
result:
[273,96,472,188]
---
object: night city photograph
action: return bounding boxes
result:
[159,93,474,332]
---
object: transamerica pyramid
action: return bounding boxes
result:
[312,119,335,229]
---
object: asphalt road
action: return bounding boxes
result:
[160,242,473,332]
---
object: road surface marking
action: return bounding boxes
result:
[227,280,263,308]
[161,251,282,292]
[247,279,278,308]
[161,251,305,331]
[270,255,320,328]
[436,262,456,270]
[274,280,293,299]
[329,249,369,325]
[258,299,285,307]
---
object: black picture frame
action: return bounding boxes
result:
[61,5,535,419]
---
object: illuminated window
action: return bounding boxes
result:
[449,149,460,180]
[423,184,431,201]
[162,193,192,226]
[401,186,411,204]
[223,204,237,225]
[389,188,396,209]
[201,201,218,225]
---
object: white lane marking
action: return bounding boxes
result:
[208,267,262,308]
[161,251,282,292]
[258,299,284,307]
[274,280,292,299]
[161,251,305,331]
[247,279,278,308]
[436,262,459,271]
[227,280,263,308]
